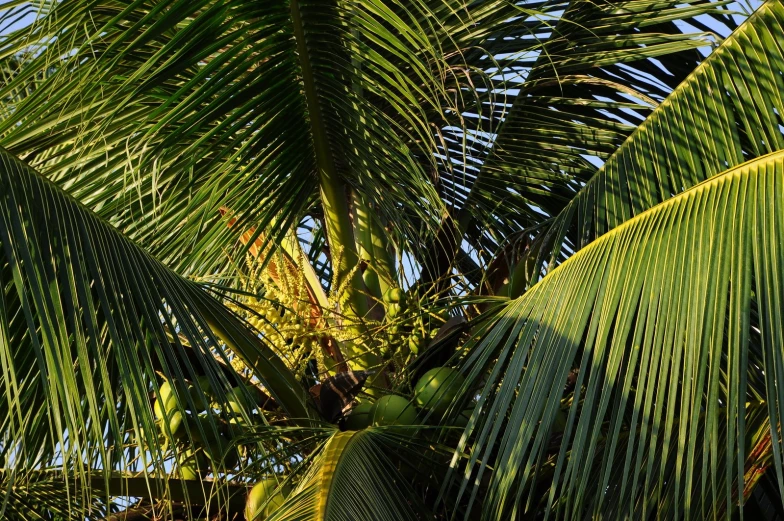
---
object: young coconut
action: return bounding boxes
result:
[184,413,239,470]
[385,302,402,319]
[245,479,291,520]
[159,410,185,441]
[372,395,417,426]
[179,448,207,480]
[343,401,374,430]
[226,384,264,416]
[186,413,225,447]
[153,380,181,419]
[414,367,465,416]
[383,287,405,305]
[188,382,210,412]
[154,380,188,441]
[408,333,425,356]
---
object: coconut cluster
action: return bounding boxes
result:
[379,286,449,363]
[230,247,456,382]
[342,366,466,429]
[152,377,265,478]
[230,252,327,378]
[244,298,320,364]
[241,367,470,519]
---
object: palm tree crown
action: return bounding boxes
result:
[0,0,783,519]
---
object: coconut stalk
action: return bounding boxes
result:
[351,190,397,318]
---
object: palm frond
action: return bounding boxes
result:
[423,0,748,288]
[0,146,309,511]
[0,0,317,279]
[526,0,784,288]
[0,469,104,520]
[0,0,535,286]
[448,150,784,519]
[268,428,431,521]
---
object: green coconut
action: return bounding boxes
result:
[159,410,184,440]
[179,448,207,480]
[228,414,251,430]
[154,381,185,441]
[153,398,166,420]
[408,334,425,356]
[186,413,225,448]
[245,479,290,520]
[188,383,210,412]
[154,380,180,419]
[179,464,200,481]
[385,302,401,319]
[383,287,405,304]
[372,395,417,426]
[226,385,262,415]
[225,387,246,415]
[182,414,239,470]
[195,375,213,394]
[414,367,465,416]
[343,401,374,430]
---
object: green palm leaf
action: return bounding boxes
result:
[525,0,784,289]
[0,0,525,281]
[0,469,103,520]
[0,0,742,293]
[422,0,746,288]
[450,150,784,519]
[267,429,433,521]
[1,0,783,519]
[0,145,309,507]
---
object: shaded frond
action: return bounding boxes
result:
[268,428,431,521]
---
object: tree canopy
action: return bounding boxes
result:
[0,0,783,519]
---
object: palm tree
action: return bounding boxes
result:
[0,0,783,518]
